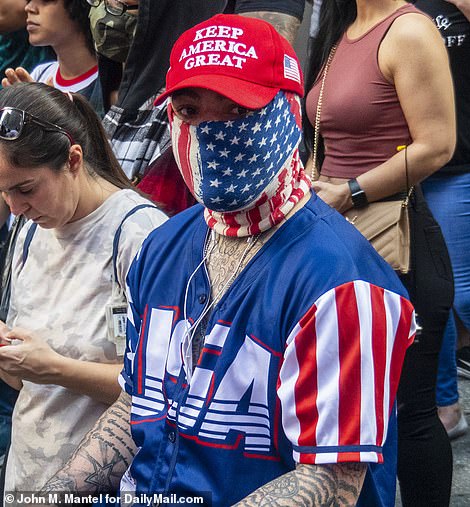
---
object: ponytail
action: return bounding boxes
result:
[0,82,133,190]
[71,93,133,190]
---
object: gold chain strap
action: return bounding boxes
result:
[311,44,337,181]
[312,45,413,206]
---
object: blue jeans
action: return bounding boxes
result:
[422,171,470,406]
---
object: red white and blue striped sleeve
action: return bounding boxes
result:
[277,280,415,464]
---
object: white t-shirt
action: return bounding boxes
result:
[30,61,99,92]
[4,189,167,491]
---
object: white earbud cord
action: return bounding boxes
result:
[182,230,260,380]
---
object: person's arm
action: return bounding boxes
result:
[237,11,302,45]
[312,13,456,212]
[0,327,121,404]
[234,463,366,506]
[41,391,136,493]
[445,0,470,20]
[234,0,305,44]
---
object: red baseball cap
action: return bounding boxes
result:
[154,14,304,109]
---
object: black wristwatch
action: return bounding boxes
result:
[347,178,369,208]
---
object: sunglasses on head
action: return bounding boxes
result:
[0,107,74,145]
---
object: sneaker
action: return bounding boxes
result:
[447,411,468,440]
[457,346,470,379]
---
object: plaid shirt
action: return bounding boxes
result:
[103,94,171,181]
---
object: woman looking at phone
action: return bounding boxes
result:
[0,82,166,491]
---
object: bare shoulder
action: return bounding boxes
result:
[386,11,442,50]
[380,11,446,78]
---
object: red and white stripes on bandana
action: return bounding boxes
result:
[170,91,311,237]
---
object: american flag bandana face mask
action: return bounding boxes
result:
[171,91,302,213]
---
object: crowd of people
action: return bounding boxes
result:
[0,0,468,506]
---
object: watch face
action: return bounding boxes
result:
[354,191,368,208]
[348,179,368,208]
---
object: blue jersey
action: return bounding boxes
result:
[119,193,415,506]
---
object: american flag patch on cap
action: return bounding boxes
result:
[283,54,301,83]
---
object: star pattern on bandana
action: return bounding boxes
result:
[195,92,300,209]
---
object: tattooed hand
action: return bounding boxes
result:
[238,12,301,45]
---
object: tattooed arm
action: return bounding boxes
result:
[41,391,136,494]
[237,12,301,45]
[234,462,366,506]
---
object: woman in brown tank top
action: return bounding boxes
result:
[304,1,455,506]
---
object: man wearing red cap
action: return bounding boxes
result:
[42,14,415,507]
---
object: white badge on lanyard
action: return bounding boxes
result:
[106,275,127,356]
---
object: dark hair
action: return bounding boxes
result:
[303,0,357,157]
[40,0,94,55]
[0,82,132,190]
[63,0,94,54]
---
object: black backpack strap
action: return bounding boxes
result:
[0,215,27,321]
[22,204,157,281]
[35,61,55,82]
[112,204,158,287]
[22,222,38,265]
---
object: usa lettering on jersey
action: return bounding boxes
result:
[121,280,415,463]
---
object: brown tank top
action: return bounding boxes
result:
[305,4,423,179]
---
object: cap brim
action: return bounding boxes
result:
[154,74,279,109]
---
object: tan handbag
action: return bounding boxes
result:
[342,197,411,273]
[311,46,412,274]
